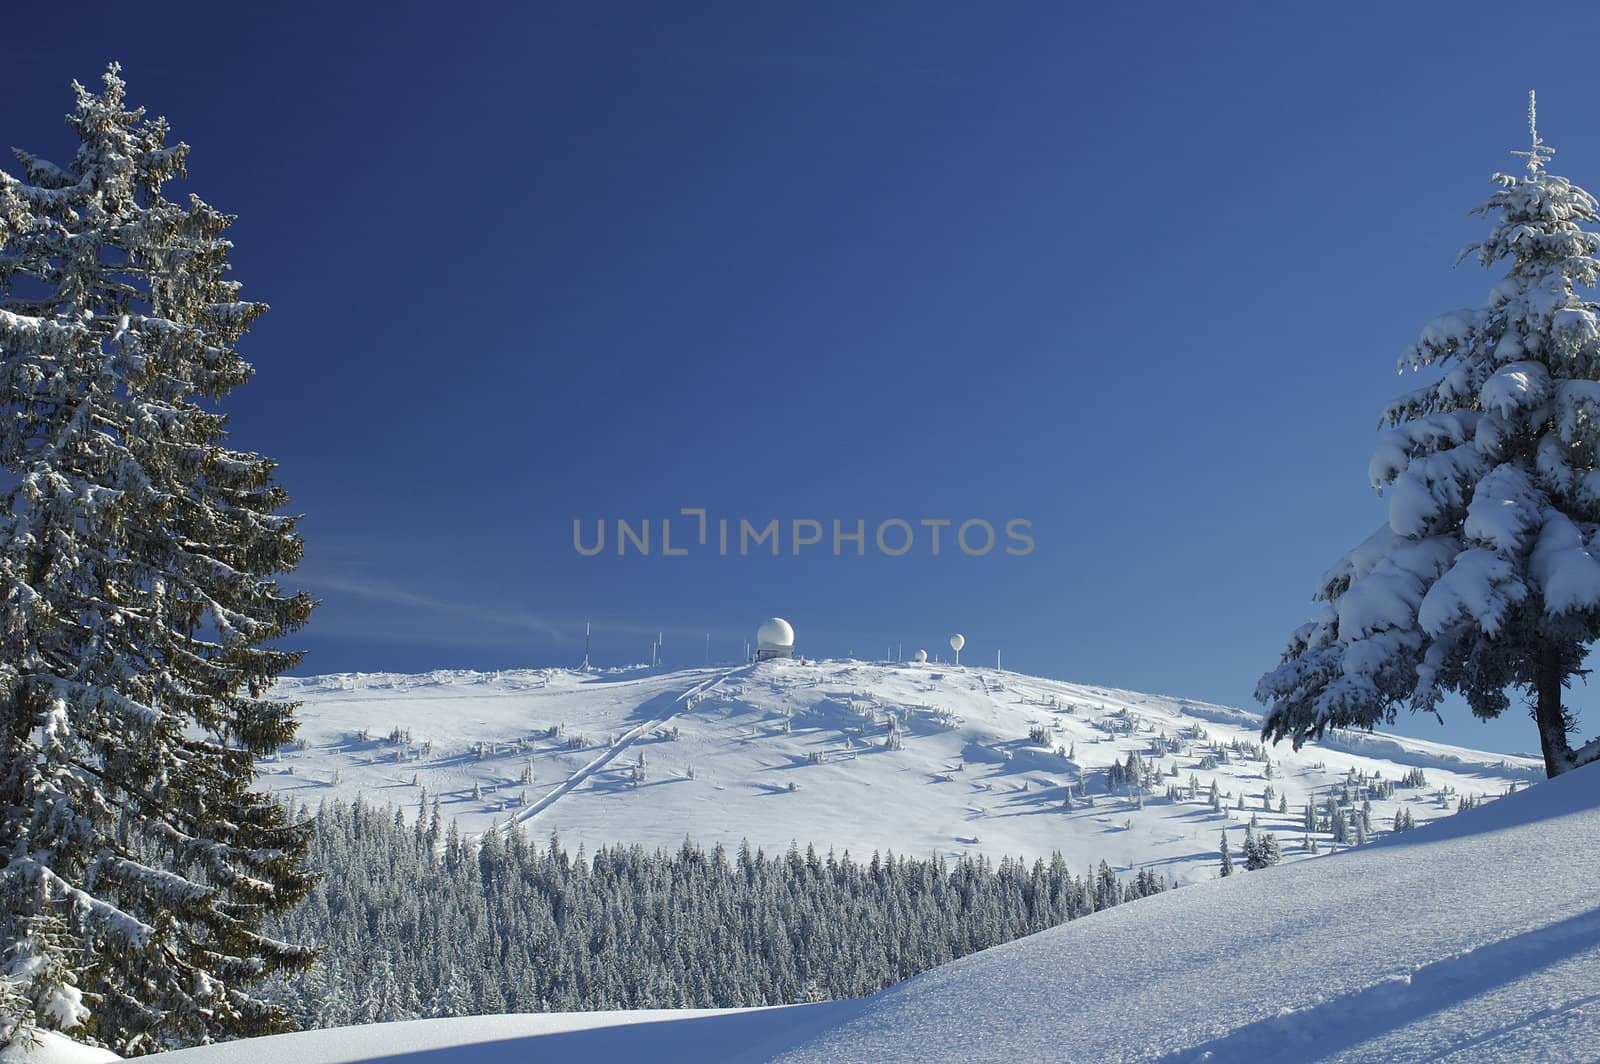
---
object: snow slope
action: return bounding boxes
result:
[774,762,1600,1063]
[0,1032,119,1064]
[258,659,1538,883]
[141,1009,848,1064]
[145,760,1600,1062]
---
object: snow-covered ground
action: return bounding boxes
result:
[0,1031,119,1064]
[258,659,1538,882]
[139,758,1600,1062]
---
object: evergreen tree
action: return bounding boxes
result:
[1330,803,1351,846]
[0,67,315,1053]
[1240,824,1258,870]
[1246,831,1281,870]
[1094,861,1119,909]
[1257,94,1600,778]
[1218,829,1234,877]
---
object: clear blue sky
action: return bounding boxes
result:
[10,2,1600,757]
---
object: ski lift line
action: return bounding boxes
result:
[480,664,751,839]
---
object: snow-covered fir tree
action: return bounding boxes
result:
[1328,799,1351,845]
[1258,94,1600,778]
[1242,828,1281,871]
[1218,829,1233,877]
[0,67,314,1053]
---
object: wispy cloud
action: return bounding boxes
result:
[297,571,732,646]
[300,573,570,641]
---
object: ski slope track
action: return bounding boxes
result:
[256,659,1538,883]
[497,666,747,833]
[143,762,1600,1063]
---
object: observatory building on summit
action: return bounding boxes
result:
[755,617,795,661]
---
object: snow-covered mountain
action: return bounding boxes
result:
[142,754,1600,1063]
[256,659,1539,883]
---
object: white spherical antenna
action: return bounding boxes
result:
[913,649,928,663]
[755,617,795,660]
[949,633,965,652]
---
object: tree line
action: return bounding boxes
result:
[254,797,1173,1028]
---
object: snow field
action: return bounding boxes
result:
[260,660,1539,883]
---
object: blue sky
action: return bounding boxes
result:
[10,2,1600,756]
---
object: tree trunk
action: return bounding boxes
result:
[1534,641,1575,778]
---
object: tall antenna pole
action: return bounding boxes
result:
[582,621,591,671]
[705,632,710,665]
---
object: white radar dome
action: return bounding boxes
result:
[756,617,795,658]
[949,633,965,652]
[913,649,928,663]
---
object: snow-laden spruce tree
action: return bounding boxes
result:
[0,66,315,1053]
[1259,94,1600,779]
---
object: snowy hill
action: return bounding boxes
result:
[143,760,1600,1063]
[256,660,1539,883]
[774,763,1600,1062]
